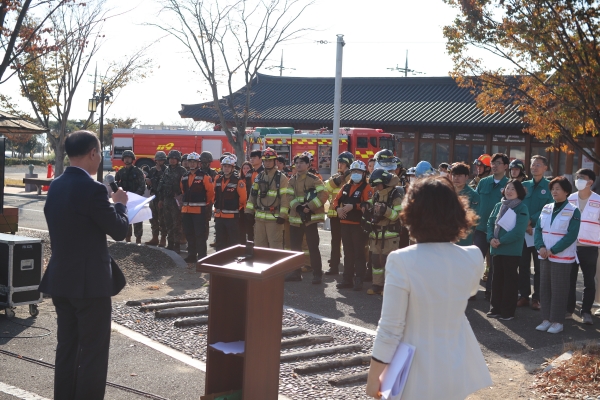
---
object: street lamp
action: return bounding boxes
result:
[88,86,111,182]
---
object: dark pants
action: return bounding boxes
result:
[341,224,368,282]
[567,246,598,315]
[290,223,322,277]
[215,217,239,251]
[182,211,207,259]
[52,296,112,400]
[126,222,143,239]
[473,229,493,295]
[149,198,165,237]
[540,259,573,323]
[238,209,248,244]
[329,217,342,270]
[518,242,541,300]
[163,198,182,243]
[490,255,520,318]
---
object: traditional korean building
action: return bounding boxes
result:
[180,73,592,176]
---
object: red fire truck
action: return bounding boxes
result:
[255,127,396,176]
[111,128,235,170]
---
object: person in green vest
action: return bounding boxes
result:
[451,162,480,247]
[474,153,509,300]
[486,180,530,320]
[518,155,553,311]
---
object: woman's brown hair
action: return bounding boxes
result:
[400,176,478,243]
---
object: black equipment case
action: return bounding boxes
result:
[0,233,43,318]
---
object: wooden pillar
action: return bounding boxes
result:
[595,135,600,175]
[525,134,532,176]
[449,131,455,163]
[565,145,574,182]
[486,131,493,156]
[414,131,420,166]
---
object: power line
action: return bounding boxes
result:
[387,50,425,77]
[266,50,296,76]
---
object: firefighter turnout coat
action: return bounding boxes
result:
[325,170,351,218]
[246,168,290,222]
[365,174,403,254]
[285,172,329,227]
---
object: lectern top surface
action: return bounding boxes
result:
[0,233,42,244]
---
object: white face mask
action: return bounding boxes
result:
[351,173,363,183]
[439,171,447,177]
[575,179,588,191]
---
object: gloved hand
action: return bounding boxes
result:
[296,204,305,214]
[245,213,255,224]
[343,168,351,178]
[374,202,388,217]
[276,217,285,225]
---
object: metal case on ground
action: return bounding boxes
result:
[0,233,43,318]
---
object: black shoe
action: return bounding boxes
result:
[312,275,322,284]
[364,270,372,283]
[285,271,302,282]
[353,277,363,291]
[184,255,197,263]
[468,295,477,301]
[486,312,500,318]
[166,241,174,251]
[336,280,353,289]
[325,269,339,275]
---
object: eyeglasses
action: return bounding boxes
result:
[491,161,505,166]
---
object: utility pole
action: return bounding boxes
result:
[267,50,295,76]
[387,50,424,76]
[331,34,344,177]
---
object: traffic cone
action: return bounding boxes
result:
[42,164,53,191]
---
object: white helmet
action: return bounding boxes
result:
[301,151,314,162]
[350,160,367,172]
[220,155,237,166]
[187,152,200,161]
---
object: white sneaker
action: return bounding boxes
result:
[547,322,564,334]
[595,308,600,316]
[536,320,552,331]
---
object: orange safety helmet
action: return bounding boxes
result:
[262,147,278,160]
[473,154,491,167]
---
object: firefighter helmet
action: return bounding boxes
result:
[406,167,416,176]
[337,151,354,167]
[350,160,367,172]
[187,152,200,161]
[301,151,314,162]
[369,168,393,187]
[374,149,398,170]
[220,155,237,166]
[415,161,435,177]
[262,147,278,160]
[167,150,182,161]
[509,159,525,172]
[154,151,167,161]
[121,150,135,161]
[474,154,492,167]
[200,151,213,163]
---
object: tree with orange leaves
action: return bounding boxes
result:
[444,0,600,164]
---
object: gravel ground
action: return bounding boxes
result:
[111,290,374,400]
[17,228,176,286]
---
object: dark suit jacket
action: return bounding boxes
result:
[39,167,129,298]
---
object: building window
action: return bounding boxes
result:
[510,146,525,161]
[454,144,469,163]
[471,145,487,162]
[419,142,433,164]
[436,143,450,166]
[400,141,415,168]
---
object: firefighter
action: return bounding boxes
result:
[145,151,168,247]
[362,168,403,295]
[324,151,354,275]
[199,151,217,249]
[304,151,323,180]
[244,150,264,242]
[213,155,247,251]
[180,152,215,263]
[114,150,145,243]
[469,154,492,189]
[333,160,373,291]
[245,147,289,250]
[284,152,329,283]
[276,156,293,178]
[157,150,187,253]
[509,159,528,182]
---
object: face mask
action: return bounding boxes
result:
[575,179,588,191]
[439,171,447,177]
[351,173,363,183]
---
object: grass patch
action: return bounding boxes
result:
[533,341,600,397]
[4,178,25,187]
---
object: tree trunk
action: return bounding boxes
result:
[54,145,65,177]
[232,137,245,166]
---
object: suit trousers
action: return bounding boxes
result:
[540,259,573,323]
[290,223,322,277]
[214,217,239,251]
[182,212,207,259]
[567,246,598,315]
[52,296,112,400]
[329,217,342,269]
[341,223,367,282]
[490,255,520,318]
[518,242,541,300]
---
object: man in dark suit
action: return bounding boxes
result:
[39,130,129,400]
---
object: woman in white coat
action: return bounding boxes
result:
[366,176,492,399]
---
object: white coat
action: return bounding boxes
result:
[372,243,492,400]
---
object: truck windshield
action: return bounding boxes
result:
[380,137,395,150]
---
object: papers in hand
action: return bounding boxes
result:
[525,227,535,247]
[379,343,415,400]
[497,208,517,232]
[125,192,155,224]
[210,341,245,354]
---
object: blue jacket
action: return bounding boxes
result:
[39,167,129,298]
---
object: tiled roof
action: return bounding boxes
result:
[179,74,524,128]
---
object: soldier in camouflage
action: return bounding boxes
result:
[145,151,168,247]
[114,150,146,243]
[157,150,187,253]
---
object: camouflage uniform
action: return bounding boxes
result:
[115,165,145,239]
[147,164,167,238]
[157,164,187,246]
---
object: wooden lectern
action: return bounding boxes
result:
[197,245,304,400]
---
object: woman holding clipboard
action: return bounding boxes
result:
[486,180,529,320]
